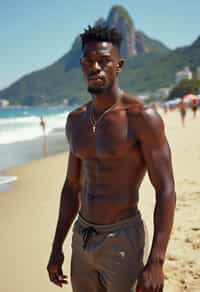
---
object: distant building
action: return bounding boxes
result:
[176,67,192,84]
[196,67,200,80]
[155,88,171,99]
[0,99,10,107]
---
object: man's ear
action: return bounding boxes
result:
[116,59,124,73]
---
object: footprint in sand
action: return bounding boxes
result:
[183,179,198,186]
[185,237,192,244]
[167,254,178,261]
[192,242,200,249]
[191,228,200,231]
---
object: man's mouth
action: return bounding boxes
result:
[88,75,104,81]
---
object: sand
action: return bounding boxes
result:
[0,108,200,292]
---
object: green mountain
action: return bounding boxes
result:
[1,6,198,106]
[120,36,200,93]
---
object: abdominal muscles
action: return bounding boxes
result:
[79,157,146,224]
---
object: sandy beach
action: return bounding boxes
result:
[0,108,200,292]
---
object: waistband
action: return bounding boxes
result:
[76,209,142,234]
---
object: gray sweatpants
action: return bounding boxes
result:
[71,211,148,292]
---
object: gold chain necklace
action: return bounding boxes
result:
[90,98,120,134]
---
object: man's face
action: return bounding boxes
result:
[80,42,123,94]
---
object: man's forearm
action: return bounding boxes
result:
[147,190,176,265]
[52,181,80,251]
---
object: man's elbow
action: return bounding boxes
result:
[157,184,176,206]
[162,187,176,209]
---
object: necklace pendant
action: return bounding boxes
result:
[92,126,96,133]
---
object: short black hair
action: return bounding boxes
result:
[80,24,122,51]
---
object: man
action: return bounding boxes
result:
[40,116,46,135]
[191,98,198,119]
[40,116,48,156]
[178,99,187,127]
[47,25,176,292]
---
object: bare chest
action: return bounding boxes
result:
[69,111,138,159]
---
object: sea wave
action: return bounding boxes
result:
[0,111,70,144]
[0,116,39,126]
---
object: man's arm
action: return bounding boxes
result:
[133,108,176,291]
[47,113,82,287]
[51,152,81,252]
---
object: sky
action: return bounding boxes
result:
[0,0,199,90]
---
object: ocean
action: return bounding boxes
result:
[0,105,75,170]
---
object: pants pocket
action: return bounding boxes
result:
[123,221,145,253]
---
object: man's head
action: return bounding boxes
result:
[80,25,124,94]
[80,25,122,52]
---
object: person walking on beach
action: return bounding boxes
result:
[40,116,46,135]
[40,116,48,156]
[191,99,198,119]
[47,25,176,292]
[178,99,187,127]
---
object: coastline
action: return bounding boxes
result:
[0,127,68,171]
[0,109,200,291]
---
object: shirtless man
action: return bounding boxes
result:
[178,99,187,127]
[47,25,176,292]
[40,116,46,135]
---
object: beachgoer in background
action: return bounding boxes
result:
[47,24,176,292]
[40,116,46,135]
[191,99,198,119]
[179,99,187,127]
[163,103,168,114]
[40,116,48,156]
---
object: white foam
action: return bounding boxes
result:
[0,116,39,126]
[0,176,18,185]
[0,111,70,144]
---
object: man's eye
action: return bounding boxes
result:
[101,57,111,64]
[80,57,92,66]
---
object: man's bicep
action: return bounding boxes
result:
[141,141,174,194]
[65,151,82,189]
[137,110,174,193]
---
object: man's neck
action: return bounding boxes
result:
[92,86,123,113]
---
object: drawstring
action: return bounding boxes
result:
[82,226,98,250]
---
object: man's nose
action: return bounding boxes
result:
[92,61,101,72]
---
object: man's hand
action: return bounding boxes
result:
[47,249,68,288]
[136,262,164,292]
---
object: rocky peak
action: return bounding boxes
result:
[191,36,200,48]
[106,5,137,58]
[68,5,169,61]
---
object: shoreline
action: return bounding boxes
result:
[0,128,68,191]
[0,127,68,171]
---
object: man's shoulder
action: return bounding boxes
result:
[122,94,160,121]
[122,95,164,142]
[69,101,90,115]
[67,101,90,122]
[121,93,145,114]
[122,93,157,119]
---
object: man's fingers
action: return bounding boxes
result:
[62,275,67,279]
[49,271,68,287]
[58,275,68,283]
[58,274,67,280]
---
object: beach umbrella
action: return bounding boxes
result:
[164,98,180,106]
[183,94,198,102]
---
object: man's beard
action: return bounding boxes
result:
[87,85,112,94]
